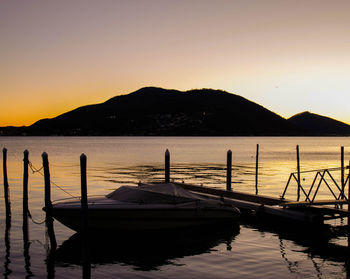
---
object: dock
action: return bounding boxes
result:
[171,145,350,226]
[176,182,349,225]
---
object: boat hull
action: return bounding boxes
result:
[52,206,239,232]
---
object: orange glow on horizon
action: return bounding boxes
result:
[1,86,350,127]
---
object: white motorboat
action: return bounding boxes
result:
[47,183,240,231]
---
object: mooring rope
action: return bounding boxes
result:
[27,210,46,225]
[48,178,79,199]
[28,161,43,174]
[28,161,79,199]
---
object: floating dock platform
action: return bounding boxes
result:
[176,182,349,225]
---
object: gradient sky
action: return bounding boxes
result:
[1,0,349,126]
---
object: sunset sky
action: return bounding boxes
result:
[1,0,349,126]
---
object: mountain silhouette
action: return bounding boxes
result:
[0,87,348,136]
[287,111,350,136]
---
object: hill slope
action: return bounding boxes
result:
[5,87,300,136]
[287,111,350,135]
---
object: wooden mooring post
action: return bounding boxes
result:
[3,148,11,217]
[22,150,31,276]
[226,150,232,191]
[80,153,91,278]
[296,145,301,201]
[3,148,11,277]
[80,153,88,232]
[165,149,170,183]
[348,160,350,250]
[23,150,29,221]
[42,152,57,251]
[341,147,345,200]
[42,152,52,215]
[255,144,259,195]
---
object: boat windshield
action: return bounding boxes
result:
[106,183,208,205]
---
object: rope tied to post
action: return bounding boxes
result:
[28,160,79,200]
[29,161,43,174]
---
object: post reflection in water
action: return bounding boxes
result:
[45,218,56,279]
[52,224,239,271]
[23,209,33,278]
[4,209,12,278]
[279,237,322,279]
[81,225,91,279]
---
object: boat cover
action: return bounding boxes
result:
[106,183,217,205]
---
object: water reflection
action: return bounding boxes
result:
[242,218,348,278]
[1,137,349,278]
[94,163,255,191]
[279,238,298,274]
[23,209,33,278]
[45,249,55,279]
[45,222,56,279]
[3,211,11,278]
[53,225,239,271]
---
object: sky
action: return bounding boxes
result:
[1,0,349,126]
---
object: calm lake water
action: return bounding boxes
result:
[0,137,349,278]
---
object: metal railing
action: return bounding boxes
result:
[281,166,349,202]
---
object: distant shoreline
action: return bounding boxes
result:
[1,135,350,138]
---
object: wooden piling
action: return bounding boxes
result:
[255,144,259,195]
[42,152,57,251]
[80,153,90,278]
[42,152,52,214]
[80,153,88,232]
[348,160,350,250]
[165,149,170,183]
[296,145,301,201]
[3,148,10,217]
[4,148,11,277]
[22,149,30,272]
[23,150,29,219]
[226,150,232,191]
[43,153,56,278]
[341,147,345,200]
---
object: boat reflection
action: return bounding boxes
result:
[54,224,239,271]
